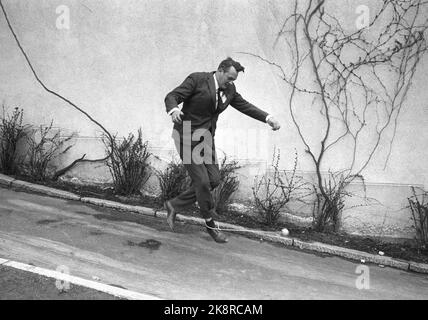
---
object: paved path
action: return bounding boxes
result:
[1,186,427,299]
[0,264,121,300]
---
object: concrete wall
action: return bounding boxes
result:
[1,0,427,239]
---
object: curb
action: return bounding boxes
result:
[293,239,409,271]
[0,257,160,300]
[1,173,427,274]
[409,261,428,273]
[13,179,81,201]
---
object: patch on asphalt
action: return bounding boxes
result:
[92,212,174,232]
[37,219,61,225]
[126,239,162,252]
[88,229,105,236]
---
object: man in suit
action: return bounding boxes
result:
[164,57,280,243]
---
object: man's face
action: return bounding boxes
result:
[217,66,238,90]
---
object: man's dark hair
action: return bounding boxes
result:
[218,57,245,73]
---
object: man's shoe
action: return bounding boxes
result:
[206,225,228,243]
[164,200,176,231]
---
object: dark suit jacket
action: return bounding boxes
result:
[165,71,269,138]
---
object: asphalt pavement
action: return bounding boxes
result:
[1,186,427,299]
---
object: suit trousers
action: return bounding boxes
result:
[169,132,220,219]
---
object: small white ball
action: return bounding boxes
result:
[281,228,289,236]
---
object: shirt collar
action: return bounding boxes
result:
[213,73,219,92]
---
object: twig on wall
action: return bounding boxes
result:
[0,0,114,179]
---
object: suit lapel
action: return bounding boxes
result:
[207,72,216,112]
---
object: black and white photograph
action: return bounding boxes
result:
[0,0,427,306]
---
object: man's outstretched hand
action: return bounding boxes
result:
[170,109,184,124]
[267,116,281,131]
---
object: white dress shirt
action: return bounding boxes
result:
[213,73,227,105]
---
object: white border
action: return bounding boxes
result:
[0,258,161,300]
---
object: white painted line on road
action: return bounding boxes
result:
[1,259,161,300]
[0,258,9,265]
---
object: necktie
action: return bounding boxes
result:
[216,89,222,110]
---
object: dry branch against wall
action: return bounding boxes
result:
[408,186,428,246]
[0,0,115,179]
[0,106,30,175]
[242,0,428,231]
[24,121,76,181]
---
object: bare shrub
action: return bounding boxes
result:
[156,158,190,204]
[253,149,309,226]
[103,128,151,195]
[408,186,428,247]
[0,106,30,175]
[212,154,241,214]
[23,121,75,181]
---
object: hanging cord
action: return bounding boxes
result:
[0,0,114,162]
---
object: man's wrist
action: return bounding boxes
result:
[168,107,180,116]
[265,114,273,123]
